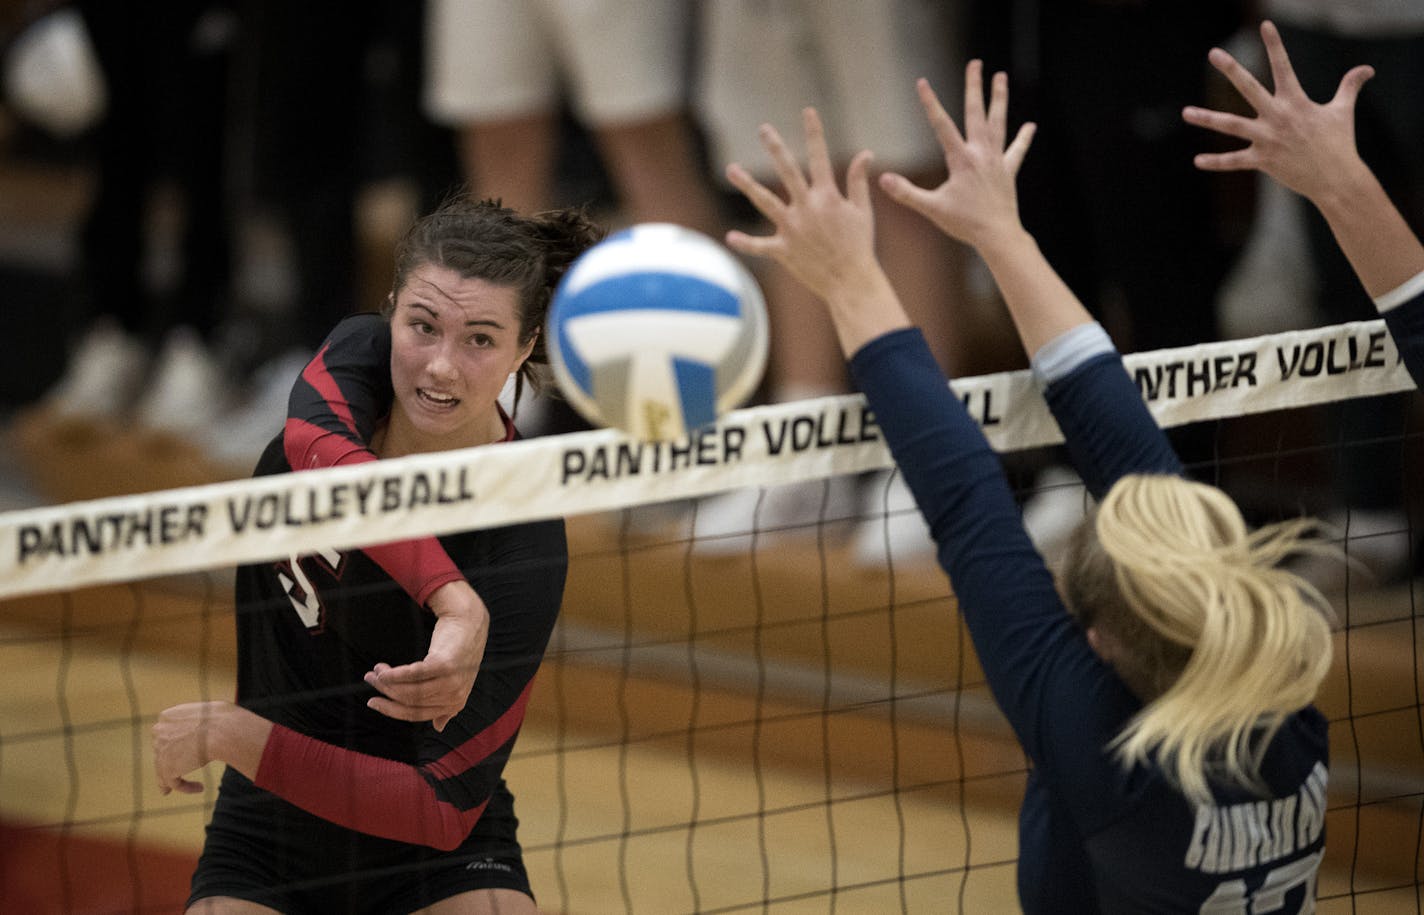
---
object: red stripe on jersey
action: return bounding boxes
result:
[256,724,491,851]
[284,417,373,471]
[282,350,513,605]
[281,418,463,605]
[302,343,358,435]
[425,678,536,782]
[362,538,464,607]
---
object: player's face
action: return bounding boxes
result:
[387,263,534,450]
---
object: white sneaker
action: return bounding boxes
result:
[692,473,861,555]
[133,326,228,437]
[852,469,935,568]
[1021,465,1090,568]
[44,318,149,420]
[202,347,313,469]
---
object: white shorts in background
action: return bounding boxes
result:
[425,0,691,126]
[697,0,960,178]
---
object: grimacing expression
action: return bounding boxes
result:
[388,263,533,446]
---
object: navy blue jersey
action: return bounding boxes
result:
[1383,286,1424,391]
[228,313,568,851]
[849,328,1328,913]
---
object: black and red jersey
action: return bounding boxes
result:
[283,313,471,605]
[232,313,566,851]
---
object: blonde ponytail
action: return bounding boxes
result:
[1069,474,1335,806]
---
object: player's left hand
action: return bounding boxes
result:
[366,581,490,730]
[724,107,882,304]
[152,699,280,795]
[878,63,1036,252]
[1182,20,1373,203]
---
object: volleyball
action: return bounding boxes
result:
[547,222,769,441]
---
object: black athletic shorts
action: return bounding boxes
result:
[189,768,531,914]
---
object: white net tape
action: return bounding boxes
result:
[1,320,1411,598]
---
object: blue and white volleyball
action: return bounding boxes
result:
[548,223,769,441]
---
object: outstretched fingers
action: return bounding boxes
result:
[1191,147,1259,173]
[759,123,809,204]
[725,227,783,260]
[1259,20,1303,99]
[726,162,786,223]
[802,107,837,191]
[916,77,966,161]
[962,59,987,139]
[846,148,873,210]
[878,170,938,219]
[986,70,1009,151]
[1181,105,1258,143]
[1003,121,1037,176]
[1207,45,1273,113]
[953,61,1014,152]
[723,164,785,260]
[364,658,470,730]
[1332,64,1375,109]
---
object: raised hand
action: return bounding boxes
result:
[723,107,909,354]
[724,107,880,304]
[879,61,1036,252]
[1182,20,1373,204]
[1183,19,1423,302]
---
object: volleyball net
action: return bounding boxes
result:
[1,319,1422,912]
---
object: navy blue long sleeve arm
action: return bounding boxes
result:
[1042,351,1182,495]
[1382,287,1424,391]
[849,329,1133,775]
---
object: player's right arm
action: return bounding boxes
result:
[154,520,569,851]
[1183,19,1424,387]
[284,313,485,730]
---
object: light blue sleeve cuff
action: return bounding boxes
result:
[1374,268,1424,313]
[1031,322,1116,386]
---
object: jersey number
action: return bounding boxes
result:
[276,548,344,630]
[1199,851,1322,914]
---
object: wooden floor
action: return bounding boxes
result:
[3,628,1419,914]
[0,617,1025,914]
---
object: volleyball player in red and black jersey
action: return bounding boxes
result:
[153,197,602,914]
[1182,20,1424,391]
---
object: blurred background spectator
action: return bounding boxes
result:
[1,0,459,476]
[967,0,1250,561]
[691,0,966,563]
[424,0,722,436]
[31,0,238,441]
[0,0,1419,588]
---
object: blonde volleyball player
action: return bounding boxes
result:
[153,197,601,914]
[723,64,1335,912]
[1183,19,1424,387]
